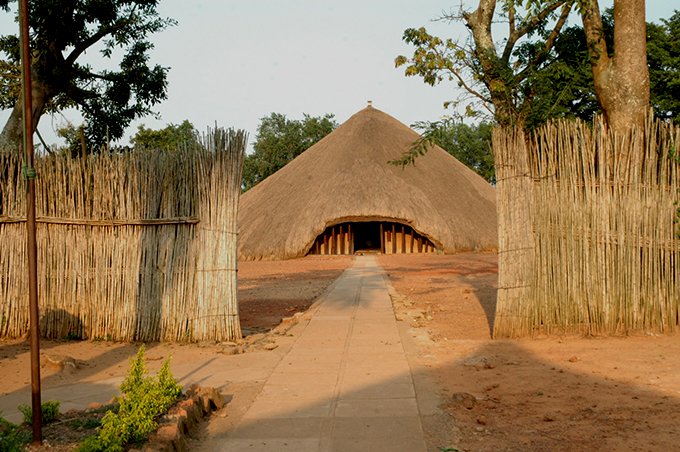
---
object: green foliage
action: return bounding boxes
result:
[0,412,31,451]
[514,9,613,129]
[396,4,680,129]
[17,400,61,425]
[77,346,182,452]
[648,11,680,124]
[243,113,338,191]
[391,119,495,183]
[131,120,202,151]
[0,0,175,148]
[395,2,576,127]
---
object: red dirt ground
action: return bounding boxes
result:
[378,253,680,452]
[3,253,680,451]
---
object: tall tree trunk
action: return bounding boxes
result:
[465,0,521,127]
[0,73,49,152]
[581,0,650,131]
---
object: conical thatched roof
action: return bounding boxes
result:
[238,105,497,260]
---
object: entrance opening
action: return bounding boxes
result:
[352,222,381,252]
[307,221,438,256]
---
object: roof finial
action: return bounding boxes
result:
[367,100,373,108]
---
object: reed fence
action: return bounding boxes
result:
[493,117,680,337]
[0,128,247,342]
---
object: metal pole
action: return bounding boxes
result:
[18,0,42,444]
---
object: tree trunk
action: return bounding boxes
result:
[465,0,522,127]
[581,0,650,131]
[0,72,50,153]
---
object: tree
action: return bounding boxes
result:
[395,0,575,127]
[579,0,649,131]
[647,10,680,124]
[0,0,174,150]
[243,113,338,191]
[131,120,201,150]
[520,7,678,127]
[413,120,495,183]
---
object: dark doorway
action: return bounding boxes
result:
[308,220,438,256]
[352,222,381,252]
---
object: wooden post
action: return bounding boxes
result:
[379,223,385,253]
[417,236,423,253]
[323,231,328,255]
[339,225,344,255]
[401,225,406,254]
[409,230,414,253]
[349,223,354,254]
[19,0,42,442]
[391,224,396,254]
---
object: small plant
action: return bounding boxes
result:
[0,413,31,452]
[77,345,182,452]
[17,400,61,425]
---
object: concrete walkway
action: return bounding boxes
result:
[203,256,428,452]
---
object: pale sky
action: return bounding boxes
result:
[0,1,673,148]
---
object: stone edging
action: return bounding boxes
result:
[131,385,225,452]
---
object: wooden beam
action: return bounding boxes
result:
[349,223,354,254]
[339,225,344,255]
[380,223,385,253]
[330,226,336,254]
[391,224,396,254]
[401,225,406,254]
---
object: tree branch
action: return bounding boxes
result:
[65,20,131,65]
[513,1,574,84]
[502,0,568,63]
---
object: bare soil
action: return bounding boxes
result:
[3,253,680,451]
[378,253,680,452]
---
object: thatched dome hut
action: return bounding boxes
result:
[238,104,497,260]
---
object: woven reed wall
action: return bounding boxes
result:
[0,129,246,342]
[493,117,679,337]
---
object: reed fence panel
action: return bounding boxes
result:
[0,129,246,342]
[493,117,679,337]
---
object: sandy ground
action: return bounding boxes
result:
[2,253,680,451]
[378,253,680,452]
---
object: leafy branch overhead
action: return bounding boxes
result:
[390,119,495,183]
[0,0,175,149]
[395,0,575,127]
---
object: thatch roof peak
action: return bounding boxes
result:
[238,105,497,260]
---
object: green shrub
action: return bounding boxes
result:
[76,346,182,452]
[17,400,61,425]
[0,414,30,452]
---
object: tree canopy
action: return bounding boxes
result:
[401,120,495,183]
[396,1,670,132]
[131,120,201,150]
[242,113,338,191]
[395,0,575,127]
[648,10,680,124]
[0,0,174,150]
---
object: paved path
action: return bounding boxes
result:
[203,256,428,452]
